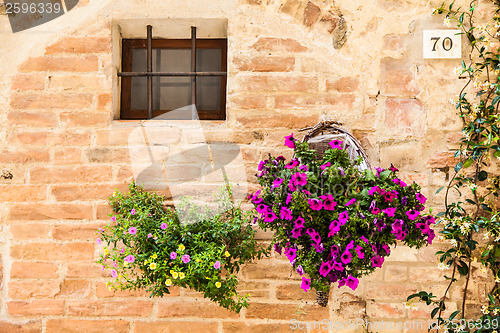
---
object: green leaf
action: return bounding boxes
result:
[478,170,488,181]
[431,307,439,319]
[454,162,463,173]
[379,170,391,180]
[463,158,473,168]
[492,95,500,106]
[449,310,460,321]
[436,186,445,195]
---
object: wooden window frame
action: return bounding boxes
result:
[120,38,227,120]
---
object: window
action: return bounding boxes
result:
[119,26,227,120]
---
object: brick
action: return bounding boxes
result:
[97,93,112,110]
[384,265,407,282]
[326,77,359,92]
[46,37,112,54]
[383,34,405,51]
[94,282,152,297]
[133,321,218,333]
[409,266,449,283]
[67,263,106,278]
[157,300,239,318]
[231,95,267,109]
[49,131,91,145]
[0,150,49,163]
[385,98,424,137]
[237,281,270,299]
[58,279,91,298]
[9,280,61,299]
[386,246,418,262]
[426,151,458,169]
[10,243,94,262]
[233,56,295,72]
[7,300,65,316]
[223,322,295,333]
[381,58,420,96]
[238,75,318,92]
[244,261,300,280]
[54,148,82,164]
[364,284,418,300]
[235,113,319,129]
[252,37,308,52]
[366,301,406,318]
[60,112,109,127]
[336,300,366,318]
[10,224,51,239]
[48,75,108,90]
[10,92,92,110]
[8,203,92,220]
[52,184,127,202]
[246,303,329,320]
[46,319,129,333]
[276,282,317,300]
[30,165,113,184]
[96,204,114,220]
[0,185,46,202]
[303,1,321,27]
[446,131,464,143]
[10,131,48,145]
[0,320,42,333]
[7,111,57,127]
[11,74,45,90]
[19,56,99,72]
[52,223,103,241]
[85,148,129,163]
[67,300,153,317]
[10,262,58,278]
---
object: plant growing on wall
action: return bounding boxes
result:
[407,1,500,331]
[250,135,434,306]
[97,183,267,313]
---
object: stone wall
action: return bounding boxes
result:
[0,0,493,332]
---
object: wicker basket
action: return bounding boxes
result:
[316,289,329,307]
[299,120,371,171]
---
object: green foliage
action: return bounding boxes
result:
[96,183,268,313]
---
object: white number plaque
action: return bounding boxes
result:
[423,30,461,59]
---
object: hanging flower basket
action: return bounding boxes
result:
[250,127,435,307]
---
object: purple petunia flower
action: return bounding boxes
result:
[371,255,384,268]
[258,160,266,171]
[329,139,343,150]
[416,193,427,204]
[345,198,357,206]
[273,178,284,188]
[355,245,365,259]
[280,206,293,221]
[360,236,369,243]
[340,250,352,264]
[345,240,355,251]
[320,162,331,170]
[321,194,337,211]
[331,245,339,259]
[291,227,302,239]
[286,193,293,205]
[314,242,324,253]
[332,261,344,271]
[382,244,391,255]
[285,159,299,169]
[368,186,379,196]
[345,275,359,290]
[285,247,297,263]
[375,167,385,177]
[214,261,221,269]
[181,254,191,264]
[170,252,177,260]
[291,172,308,187]
[274,243,282,255]
[301,277,311,292]
[389,164,399,172]
[297,265,305,276]
[371,207,380,215]
[285,133,296,149]
[406,210,420,221]
[299,165,309,172]
[308,198,323,211]
[383,207,396,217]
[319,262,332,277]
[294,216,305,228]
[339,211,349,224]
[328,220,341,237]
[264,211,278,223]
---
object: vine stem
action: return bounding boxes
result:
[436,262,457,333]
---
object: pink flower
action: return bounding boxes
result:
[285,133,296,149]
[339,211,349,224]
[280,206,293,221]
[319,262,332,277]
[170,252,177,260]
[273,178,284,188]
[291,227,302,239]
[181,254,191,263]
[286,193,293,205]
[297,265,305,276]
[345,275,359,290]
[148,233,153,238]
[291,172,307,186]
[308,199,323,211]
[285,159,299,169]
[321,194,337,211]
[328,220,341,237]
[294,216,305,229]
[340,250,352,264]
[345,198,356,206]
[131,209,136,215]
[416,193,427,204]
[301,277,311,292]
[96,238,101,245]
[214,261,221,269]
[120,248,125,254]
[406,210,420,221]
[263,211,278,223]
[368,186,379,195]
[113,261,117,268]
[161,223,168,230]
[320,162,331,170]
[111,269,118,278]
[355,245,365,259]
[285,247,297,263]
[111,216,116,222]
[128,227,137,235]
[383,207,396,217]
[329,139,343,150]
[125,255,135,263]
[371,255,384,268]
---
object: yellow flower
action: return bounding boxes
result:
[112,191,117,197]
[104,248,109,255]
[172,271,179,279]
[196,259,201,263]
[151,253,158,259]
[215,282,222,288]
[224,251,230,257]
[178,244,185,252]
[149,262,157,270]
[165,279,172,286]
[179,272,185,279]
[170,270,174,275]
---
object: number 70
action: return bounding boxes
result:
[430,37,453,51]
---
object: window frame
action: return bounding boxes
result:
[120,38,227,120]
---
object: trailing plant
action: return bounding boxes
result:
[97,183,268,313]
[407,1,500,331]
[249,134,434,305]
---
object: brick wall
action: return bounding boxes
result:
[0,0,491,332]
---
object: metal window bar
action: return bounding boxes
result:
[118,26,228,120]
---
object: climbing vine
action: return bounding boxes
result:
[407,1,500,332]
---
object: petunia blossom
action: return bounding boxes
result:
[131,209,136,215]
[280,206,293,221]
[294,216,305,228]
[345,275,359,290]
[383,207,396,217]
[273,178,284,188]
[284,133,296,149]
[321,194,337,211]
[406,210,420,221]
[291,172,308,186]
[320,162,331,170]
[319,262,332,277]
[416,193,427,205]
[345,198,357,206]
[340,250,352,264]
[264,211,278,223]
[297,265,305,276]
[329,139,343,150]
[111,269,118,278]
[355,245,365,259]
[285,247,297,263]
[371,255,384,268]
[285,159,299,169]
[339,211,349,224]
[308,198,323,211]
[301,277,311,292]
[286,193,293,205]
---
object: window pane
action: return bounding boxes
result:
[130,47,222,114]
